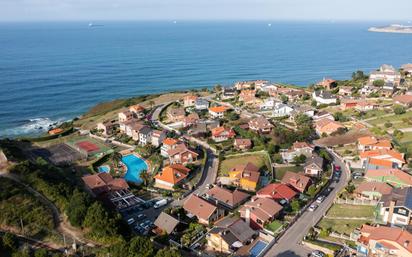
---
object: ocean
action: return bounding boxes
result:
[1,21,412,137]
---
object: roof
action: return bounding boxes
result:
[292,141,313,150]
[249,117,274,130]
[365,169,412,186]
[354,181,392,195]
[381,187,412,210]
[211,127,236,137]
[360,225,412,254]
[257,183,298,201]
[213,217,256,243]
[82,173,129,195]
[184,95,198,101]
[281,172,311,192]
[163,138,179,146]
[234,138,252,147]
[183,194,217,221]
[360,149,405,163]
[154,212,180,234]
[168,108,185,117]
[167,144,199,159]
[315,118,344,131]
[314,90,336,99]
[358,136,378,146]
[129,104,145,112]
[209,106,229,113]
[206,186,249,207]
[368,158,394,168]
[394,94,412,104]
[239,198,283,223]
[304,155,324,170]
[154,164,191,185]
[230,163,260,183]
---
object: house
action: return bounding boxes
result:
[128,123,145,141]
[242,95,263,107]
[239,89,256,102]
[239,197,283,229]
[272,103,294,117]
[228,162,260,191]
[369,64,401,86]
[401,63,412,76]
[222,87,237,100]
[355,101,378,112]
[167,107,186,123]
[234,138,253,151]
[137,126,152,146]
[271,87,308,100]
[317,78,337,90]
[48,128,63,135]
[354,181,392,200]
[205,186,250,209]
[360,84,378,96]
[248,117,273,133]
[183,95,198,107]
[281,141,314,163]
[235,81,265,90]
[338,86,353,96]
[168,144,199,165]
[304,155,324,177]
[260,83,279,92]
[340,99,359,110]
[357,225,412,257]
[183,194,225,225]
[315,118,345,135]
[183,112,200,127]
[154,212,180,235]
[209,106,229,119]
[207,217,256,254]
[96,120,118,136]
[260,98,278,110]
[289,105,315,121]
[379,187,412,227]
[357,136,392,151]
[312,111,334,121]
[281,172,312,193]
[360,149,405,170]
[161,138,179,157]
[256,183,298,203]
[151,130,166,147]
[365,169,412,188]
[82,173,129,197]
[194,98,209,110]
[312,90,337,105]
[187,123,208,137]
[129,104,145,119]
[154,164,191,190]
[118,110,134,123]
[394,94,412,107]
[211,127,236,142]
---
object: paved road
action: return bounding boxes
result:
[263,151,350,257]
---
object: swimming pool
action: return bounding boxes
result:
[122,154,148,184]
[249,240,268,257]
[98,165,110,173]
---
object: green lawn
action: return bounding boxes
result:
[219,153,270,176]
[265,220,283,233]
[326,204,375,218]
[359,109,388,120]
[318,218,368,235]
[367,111,412,126]
[274,165,303,180]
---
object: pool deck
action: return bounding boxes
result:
[121,152,151,184]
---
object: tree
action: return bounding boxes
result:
[34,249,49,257]
[319,149,332,163]
[66,189,90,227]
[311,100,317,107]
[394,105,406,115]
[280,94,289,104]
[352,70,367,80]
[227,111,239,121]
[2,232,17,251]
[333,112,348,122]
[155,248,182,257]
[129,236,154,257]
[295,114,312,127]
[267,144,279,155]
[346,183,356,194]
[112,152,123,168]
[139,170,151,187]
[214,84,222,93]
[293,154,307,165]
[372,79,384,87]
[290,199,302,213]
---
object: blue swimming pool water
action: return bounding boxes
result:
[98,165,110,173]
[122,154,148,184]
[249,240,268,257]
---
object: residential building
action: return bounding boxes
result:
[281,141,314,163]
[281,172,312,193]
[187,123,208,137]
[394,94,412,107]
[248,117,273,133]
[259,98,278,110]
[167,143,199,165]
[365,169,412,188]
[338,86,353,96]
[207,217,256,254]
[194,98,209,110]
[161,138,179,157]
[234,138,253,151]
[354,181,392,200]
[256,183,298,203]
[401,63,412,76]
[205,186,250,209]
[183,194,225,225]
[82,173,129,197]
[118,110,134,123]
[151,130,166,147]
[272,103,294,117]
[360,84,378,96]
[154,164,191,190]
[357,136,392,152]
[239,197,283,229]
[304,155,324,177]
[183,95,198,107]
[137,126,152,146]
[260,84,279,92]
[209,106,229,119]
[228,162,260,191]
[222,87,237,100]
[239,89,256,102]
[211,127,236,142]
[96,120,118,136]
[312,90,337,105]
[369,64,401,86]
[129,104,145,119]
[183,112,200,127]
[312,111,334,122]
[315,118,345,135]
[355,101,378,112]
[360,149,405,170]
[167,107,186,123]
[357,225,412,257]
[317,78,337,90]
[379,187,412,227]
[154,212,180,235]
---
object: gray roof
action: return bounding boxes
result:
[314,90,336,99]
[304,155,324,169]
[154,212,180,234]
[195,98,209,105]
[381,187,412,210]
[213,217,256,243]
[139,126,152,135]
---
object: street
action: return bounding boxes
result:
[263,151,350,257]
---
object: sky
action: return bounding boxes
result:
[0,0,411,22]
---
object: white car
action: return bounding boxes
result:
[310,250,326,257]
[308,204,318,212]
[316,196,325,204]
[127,218,135,225]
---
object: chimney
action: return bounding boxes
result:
[404,240,410,248]
[245,208,251,226]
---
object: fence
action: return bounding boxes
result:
[334,198,378,206]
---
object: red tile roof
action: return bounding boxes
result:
[360,225,412,254]
[183,194,217,221]
[256,183,298,201]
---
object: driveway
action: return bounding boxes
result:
[263,151,350,257]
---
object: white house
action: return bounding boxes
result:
[272,103,294,117]
[151,130,166,147]
[195,98,209,111]
[312,90,337,105]
[259,98,278,110]
[369,64,401,86]
[208,106,229,119]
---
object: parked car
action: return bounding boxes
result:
[136,214,147,221]
[154,199,168,209]
[127,218,135,225]
[308,204,318,212]
[316,196,325,204]
[334,165,341,172]
[310,250,326,257]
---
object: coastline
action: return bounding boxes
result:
[368,26,412,34]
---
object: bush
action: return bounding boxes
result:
[394,105,406,115]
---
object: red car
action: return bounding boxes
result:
[334,165,341,172]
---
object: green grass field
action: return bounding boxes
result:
[219,153,270,176]
[326,204,375,218]
[367,111,412,126]
[265,220,283,233]
[274,165,304,180]
[318,218,368,235]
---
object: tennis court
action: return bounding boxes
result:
[66,136,112,158]
[31,143,84,166]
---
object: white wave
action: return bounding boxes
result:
[0,117,65,138]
